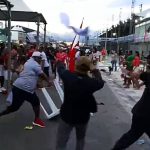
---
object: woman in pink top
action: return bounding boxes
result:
[133,55,140,67]
[131,51,142,89]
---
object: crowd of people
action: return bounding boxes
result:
[0,41,150,149]
[112,62,150,149]
[106,49,150,91]
[0,42,106,149]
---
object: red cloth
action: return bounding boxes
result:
[68,48,76,72]
[133,56,140,67]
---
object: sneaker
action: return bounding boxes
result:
[1,87,6,91]
[32,118,45,128]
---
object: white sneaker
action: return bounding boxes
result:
[1,87,6,91]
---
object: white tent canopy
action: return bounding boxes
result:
[11,25,25,32]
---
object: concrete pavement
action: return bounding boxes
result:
[0,59,149,150]
[0,81,150,150]
[97,59,144,113]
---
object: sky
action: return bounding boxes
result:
[9,0,150,35]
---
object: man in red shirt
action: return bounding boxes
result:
[56,48,67,64]
[56,48,67,82]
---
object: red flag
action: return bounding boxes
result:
[68,18,84,72]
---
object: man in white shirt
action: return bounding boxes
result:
[39,45,50,77]
[0,51,51,128]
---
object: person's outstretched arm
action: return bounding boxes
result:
[56,61,66,80]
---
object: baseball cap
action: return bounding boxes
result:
[32,51,42,58]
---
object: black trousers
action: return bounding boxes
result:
[0,86,40,118]
[0,76,4,87]
[50,60,56,74]
[56,119,88,150]
[44,67,49,77]
[112,115,150,150]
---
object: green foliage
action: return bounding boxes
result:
[100,18,134,38]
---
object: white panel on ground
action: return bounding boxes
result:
[53,79,64,102]
[38,72,64,119]
[40,88,60,119]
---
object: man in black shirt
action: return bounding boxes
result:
[112,65,150,150]
[56,56,105,150]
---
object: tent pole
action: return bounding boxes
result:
[7,3,12,90]
[36,15,40,46]
[43,23,46,45]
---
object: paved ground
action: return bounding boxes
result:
[0,79,150,150]
[0,59,149,150]
[97,58,145,112]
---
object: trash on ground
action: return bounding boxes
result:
[137,139,145,145]
[24,126,33,130]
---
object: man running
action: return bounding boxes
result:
[0,51,51,128]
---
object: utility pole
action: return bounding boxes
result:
[104,29,108,50]
[110,14,114,51]
[129,0,135,34]
[117,8,122,53]
[139,4,143,13]
[129,0,135,51]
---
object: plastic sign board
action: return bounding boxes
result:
[37,79,64,119]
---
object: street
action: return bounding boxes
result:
[1,0,150,149]
[0,81,150,150]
